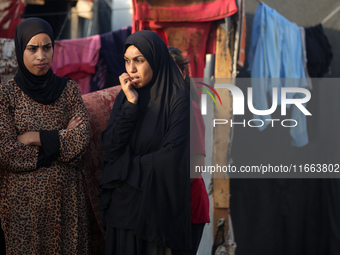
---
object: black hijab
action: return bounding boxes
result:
[100,30,191,250]
[14,17,68,105]
[124,30,190,155]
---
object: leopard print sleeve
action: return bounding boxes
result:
[0,83,39,172]
[57,80,91,167]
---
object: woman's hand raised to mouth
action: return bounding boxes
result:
[120,72,139,104]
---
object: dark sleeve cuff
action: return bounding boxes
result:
[123,100,138,112]
[121,100,139,120]
[37,130,60,169]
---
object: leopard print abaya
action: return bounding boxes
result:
[0,79,91,255]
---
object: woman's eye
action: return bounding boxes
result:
[28,48,36,52]
[44,46,52,50]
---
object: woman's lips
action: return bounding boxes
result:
[131,77,140,83]
[36,64,47,68]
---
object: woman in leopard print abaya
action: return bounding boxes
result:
[0,18,91,254]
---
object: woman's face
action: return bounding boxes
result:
[124,45,153,88]
[23,33,53,76]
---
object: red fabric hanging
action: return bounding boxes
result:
[132,0,237,78]
[0,0,25,39]
[133,0,237,23]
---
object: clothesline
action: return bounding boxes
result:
[321,4,340,24]
[256,0,340,25]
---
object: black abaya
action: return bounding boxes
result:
[100,30,191,252]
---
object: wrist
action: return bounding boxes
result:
[30,131,42,146]
[128,98,138,104]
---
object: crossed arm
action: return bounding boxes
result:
[17,117,83,146]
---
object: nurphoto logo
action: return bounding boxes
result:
[198,81,312,128]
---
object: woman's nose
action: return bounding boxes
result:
[128,62,137,73]
[36,48,45,60]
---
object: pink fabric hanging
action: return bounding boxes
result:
[51,35,101,95]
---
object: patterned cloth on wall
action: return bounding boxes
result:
[0,38,17,83]
[82,85,121,237]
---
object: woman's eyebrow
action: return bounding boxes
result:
[124,54,144,59]
[26,42,52,48]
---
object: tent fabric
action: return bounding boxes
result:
[231,178,340,255]
[230,80,340,255]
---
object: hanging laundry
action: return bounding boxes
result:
[0,0,25,39]
[134,21,214,78]
[299,27,313,90]
[248,3,309,147]
[51,35,101,95]
[90,57,107,92]
[163,22,213,78]
[0,38,17,83]
[133,0,237,24]
[99,26,132,89]
[304,24,333,78]
[132,0,238,78]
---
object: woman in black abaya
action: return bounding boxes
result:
[100,30,191,254]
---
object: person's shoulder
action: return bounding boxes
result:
[172,81,190,98]
[56,79,84,103]
[65,79,77,89]
[170,83,190,109]
[62,79,81,94]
